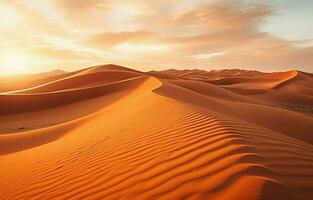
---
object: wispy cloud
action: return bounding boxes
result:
[0,0,312,75]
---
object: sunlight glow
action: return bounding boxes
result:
[0,53,32,76]
[0,1,312,73]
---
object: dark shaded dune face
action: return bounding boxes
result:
[0,121,78,155]
[276,71,313,94]
[164,79,247,102]
[154,69,263,80]
[16,70,142,94]
[0,64,141,94]
[222,87,268,95]
[0,66,313,200]
[147,71,180,80]
[252,71,313,108]
[152,69,313,146]
[154,79,313,145]
[258,180,303,200]
[206,70,298,89]
[154,69,313,109]
[0,70,70,93]
[152,69,300,93]
[257,90,313,107]
[0,65,146,115]
[0,76,147,115]
[0,91,131,134]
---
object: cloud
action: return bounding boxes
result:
[1,0,313,74]
[168,1,273,29]
[85,31,157,49]
[56,0,107,11]
[29,46,87,60]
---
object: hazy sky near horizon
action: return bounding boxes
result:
[0,0,312,75]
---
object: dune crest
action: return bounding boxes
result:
[0,66,313,200]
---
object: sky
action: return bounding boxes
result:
[0,0,312,75]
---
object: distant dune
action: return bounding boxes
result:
[0,65,313,199]
[0,69,68,93]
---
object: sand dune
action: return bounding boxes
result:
[0,69,68,93]
[0,66,313,199]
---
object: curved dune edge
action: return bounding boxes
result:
[0,64,139,94]
[0,76,148,115]
[211,70,300,95]
[271,70,299,89]
[154,79,313,145]
[151,69,305,96]
[10,70,143,94]
[0,76,162,154]
[0,68,313,200]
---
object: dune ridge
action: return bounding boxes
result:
[0,66,312,200]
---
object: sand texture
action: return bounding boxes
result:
[1,65,313,200]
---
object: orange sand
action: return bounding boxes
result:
[0,65,312,200]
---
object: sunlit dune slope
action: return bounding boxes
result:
[0,69,68,93]
[0,66,313,200]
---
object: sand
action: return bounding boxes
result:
[0,65,313,200]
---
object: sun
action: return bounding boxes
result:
[0,53,32,76]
